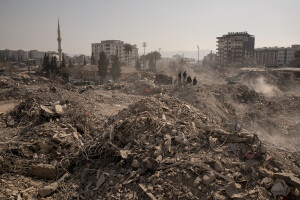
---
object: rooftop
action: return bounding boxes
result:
[217,31,254,38]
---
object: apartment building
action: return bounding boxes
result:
[216,32,255,67]
[91,40,138,66]
[255,45,300,67]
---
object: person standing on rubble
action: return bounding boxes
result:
[193,77,197,86]
[187,76,192,84]
[183,71,187,82]
[178,72,182,84]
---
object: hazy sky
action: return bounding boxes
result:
[0,0,299,56]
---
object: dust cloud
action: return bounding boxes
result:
[247,76,280,97]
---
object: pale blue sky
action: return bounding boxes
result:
[0,0,299,56]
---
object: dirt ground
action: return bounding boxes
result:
[0,69,299,199]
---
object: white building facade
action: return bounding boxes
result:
[91,40,138,66]
[255,45,300,67]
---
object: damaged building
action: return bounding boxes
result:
[217,32,255,67]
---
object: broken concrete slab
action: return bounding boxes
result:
[203,171,216,185]
[54,105,63,114]
[273,172,300,188]
[38,182,58,197]
[30,164,56,179]
[214,161,223,172]
[224,182,244,199]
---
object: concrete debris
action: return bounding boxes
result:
[270,179,290,196]
[273,172,300,188]
[131,159,140,169]
[203,171,216,185]
[30,164,56,179]
[38,182,58,197]
[214,160,223,172]
[258,186,272,200]
[95,173,105,189]
[54,104,63,114]
[224,182,244,199]
[0,72,300,199]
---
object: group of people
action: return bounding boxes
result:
[178,71,197,85]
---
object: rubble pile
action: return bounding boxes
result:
[0,73,299,199]
[154,74,173,85]
[0,76,15,89]
[0,80,99,199]
[122,79,162,95]
[123,72,155,83]
[70,94,300,199]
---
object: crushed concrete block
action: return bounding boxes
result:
[30,164,56,179]
[225,182,244,199]
[203,171,216,185]
[54,105,63,114]
[132,159,140,169]
[38,182,58,197]
[273,172,300,188]
[214,161,223,172]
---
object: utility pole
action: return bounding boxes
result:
[158,48,161,54]
[142,42,147,70]
[197,45,200,68]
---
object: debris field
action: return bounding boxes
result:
[0,70,299,199]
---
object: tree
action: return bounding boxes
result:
[98,51,109,81]
[60,55,69,82]
[50,56,58,74]
[140,55,147,69]
[151,51,161,67]
[83,56,87,65]
[29,51,33,59]
[91,52,96,65]
[110,55,121,81]
[68,59,73,68]
[42,53,51,77]
[124,43,132,66]
[61,54,66,68]
[146,51,161,72]
[135,58,142,71]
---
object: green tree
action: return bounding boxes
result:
[135,58,142,70]
[140,54,147,69]
[98,51,109,81]
[151,51,161,67]
[91,52,96,65]
[29,51,33,59]
[42,53,51,77]
[60,55,69,82]
[124,43,132,66]
[83,56,87,65]
[68,59,73,68]
[110,55,121,81]
[146,51,161,72]
[61,54,66,68]
[50,56,58,74]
